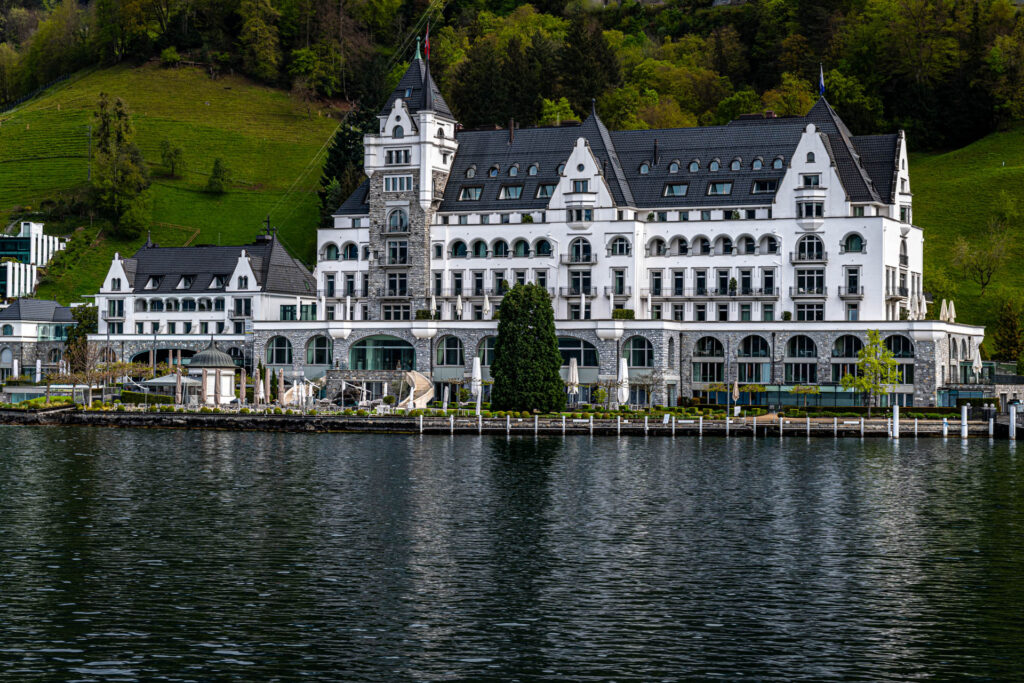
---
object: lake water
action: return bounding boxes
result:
[1,427,1022,681]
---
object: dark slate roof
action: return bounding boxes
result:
[189,343,236,368]
[804,98,882,203]
[852,133,900,203]
[0,299,74,323]
[335,178,370,217]
[123,235,315,296]
[380,57,453,121]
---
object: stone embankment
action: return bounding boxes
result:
[0,407,1003,438]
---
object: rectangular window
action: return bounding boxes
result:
[501,213,510,224]
[346,274,356,296]
[651,304,662,320]
[663,183,688,197]
[799,202,824,218]
[737,362,769,383]
[458,214,469,225]
[326,305,336,321]
[846,303,859,321]
[708,182,733,195]
[387,240,408,265]
[752,180,778,194]
[650,271,662,296]
[459,186,482,201]
[718,303,729,321]
[569,270,592,294]
[680,211,689,221]
[740,304,751,321]
[762,268,775,294]
[481,214,490,224]
[536,184,556,198]
[796,269,824,293]
[795,303,824,321]
[701,210,711,221]
[852,206,866,217]
[762,303,774,321]
[692,361,724,383]
[567,208,593,222]
[569,304,591,320]
[325,274,336,298]
[384,175,413,192]
[801,174,820,187]
[696,304,707,321]
[785,363,817,383]
[387,273,408,296]
[352,218,363,228]
[745,209,756,219]
[381,304,411,320]
[536,270,547,288]
[300,304,317,321]
[673,304,685,321]
[385,149,410,165]
[572,180,589,193]
[280,305,297,321]
[500,185,523,200]
[672,270,684,296]
[695,270,707,295]
[900,205,911,223]
[514,270,527,286]
[168,322,177,334]
[472,272,485,296]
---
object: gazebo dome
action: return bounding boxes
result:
[188,343,236,369]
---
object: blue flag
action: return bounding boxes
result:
[819,64,825,97]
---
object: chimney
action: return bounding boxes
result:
[509,118,515,144]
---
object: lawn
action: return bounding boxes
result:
[0,63,342,303]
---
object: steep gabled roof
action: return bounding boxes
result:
[126,235,315,297]
[334,178,370,217]
[805,98,882,203]
[0,299,74,323]
[380,57,453,120]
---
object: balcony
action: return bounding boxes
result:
[789,251,828,264]
[790,286,827,298]
[560,254,597,266]
[560,286,597,297]
[101,310,125,321]
[839,286,865,299]
[379,258,410,269]
[886,286,909,300]
[380,289,410,299]
[604,286,632,297]
[228,310,252,319]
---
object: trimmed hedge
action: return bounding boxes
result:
[120,390,173,404]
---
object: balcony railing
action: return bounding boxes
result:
[790,286,827,297]
[886,286,910,299]
[604,286,632,297]
[790,251,828,264]
[228,310,252,319]
[102,310,125,321]
[641,287,780,298]
[560,254,597,265]
[838,286,865,298]
[380,289,410,298]
[560,286,597,297]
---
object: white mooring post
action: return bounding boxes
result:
[915,417,919,437]
[860,417,864,437]
[534,414,538,435]
[506,414,511,434]
[942,417,948,437]
[699,415,703,436]
[806,415,810,437]
[753,415,757,439]
[672,415,676,437]
[562,414,566,434]
[887,417,891,437]
[893,404,900,440]
[419,415,423,433]
[961,405,968,439]
[989,417,995,437]
[779,413,783,438]
[725,412,730,437]
[479,414,482,435]
[589,414,593,434]
[1011,404,1017,440]
[833,416,838,437]
[644,415,649,434]
[617,415,621,435]
[450,415,454,435]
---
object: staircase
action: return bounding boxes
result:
[397,371,434,410]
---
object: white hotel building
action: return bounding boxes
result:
[91,53,988,408]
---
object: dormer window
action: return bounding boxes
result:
[437,127,444,138]
[707,182,732,195]
[730,159,741,171]
[536,184,556,198]
[669,161,679,173]
[144,276,160,289]
[500,185,523,200]
[752,158,763,170]
[466,166,476,179]
[211,275,226,289]
[709,159,720,172]
[404,88,411,98]
[509,165,518,177]
[177,275,195,289]
[572,179,589,193]
[639,162,650,175]
[773,157,784,169]
[238,276,249,289]
[557,163,565,175]
[111,277,122,291]
[752,179,778,194]
[528,164,538,176]
[806,152,815,163]
[488,165,499,177]
[689,160,699,172]
[459,186,482,201]
[663,183,688,197]
[392,125,404,138]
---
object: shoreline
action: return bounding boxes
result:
[0,407,1001,438]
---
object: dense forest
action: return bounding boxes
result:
[1,0,1023,151]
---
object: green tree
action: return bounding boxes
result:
[159,139,185,177]
[64,305,97,373]
[989,296,1024,362]
[762,72,815,116]
[713,89,763,124]
[238,0,282,82]
[91,92,150,237]
[538,96,578,126]
[951,219,1012,296]
[559,10,620,115]
[206,157,229,193]
[491,283,565,413]
[0,42,19,104]
[318,107,374,226]
[840,330,903,417]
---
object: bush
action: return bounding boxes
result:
[356,409,368,417]
[414,309,437,320]
[782,311,793,321]
[120,390,173,405]
[612,309,635,320]
[520,411,531,418]
[160,46,182,67]
[206,158,229,193]
[383,395,395,405]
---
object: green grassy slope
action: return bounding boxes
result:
[0,63,340,303]
[912,125,1024,328]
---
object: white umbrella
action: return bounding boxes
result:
[345,295,352,320]
[430,295,437,319]
[483,293,491,319]
[908,294,918,320]
[919,293,927,320]
[617,357,630,405]
[940,299,949,322]
[442,384,449,411]
[579,290,586,319]
[567,357,579,399]
[456,295,464,320]
[12,358,19,378]
[407,382,415,410]
[948,300,957,323]
[253,367,261,403]
[200,368,208,403]
[35,358,41,383]
[175,369,182,405]
[382,381,389,402]
[471,356,482,415]
[213,369,221,404]
[732,380,740,402]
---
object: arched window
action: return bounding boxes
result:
[557,163,565,175]
[437,127,445,139]
[466,166,476,179]
[513,239,529,257]
[489,165,499,177]
[806,152,815,163]
[738,335,769,358]
[669,161,679,173]
[324,244,339,260]
[306,335,333,365]
[472,240,488,258]
[832,335,863,358]
[508,165,518,177]
[887,335,915,358]
[720,237,733,255]
[569,237,591,263]
[730,159,741,171]
[763,236,779,254]
[787,335,817,358]
[843,234,864,253]
[266,336,293,365]
[558,337,599,366]
[150,299,164,312]
[135,299,148,312]
[392,125,404,138]
[535,239,552,256]
[694,336,724,357]
[528,164,539,176]
[47,348,62,363]
[436,336,465,366]
[675,237,689,255]
[451,240,467,258]
[492,240,509,257]
[0,348,10,365]
[710,159,720,172]
[752,158,763,170]
[350,335,415,371]
[773,157,784,169]
[961,339,968,358]
[624,336,654,367]
[695,237,711,255]
[797,235,824,260]
[951,339,959,359]
[1,325,11,336]
[741,236,756,255]
[689,160,700,172]
[342,243,358,260]
[649,238,666,256]
[639,162,650,175]
[388,209,408,231]
[478,337,497,366]
[610,236,630,256]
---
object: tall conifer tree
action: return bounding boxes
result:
[491,283,565,413]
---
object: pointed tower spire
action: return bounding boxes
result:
[415,36,422,61]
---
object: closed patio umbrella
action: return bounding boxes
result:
[471,356,482,415]
[940,299,949,322]
[200,368,208,404]
[240,368,247,405]
[567,357,579,403]
[580,290,586,319]
[442,384,449,411]
[35,358,41,383]
[908,295,918,320]
[483,293,491,319]
[278,371,285,404]
[617,357,630,406]
[973,344,983,381]
[252,367,261,403]
[431,295,437,319]
[456,295,464,320]
[918,293,927,320]
[213,369,221,404]
[175,369,182,405]
[948,300,957,323]
[345,295,352,320]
